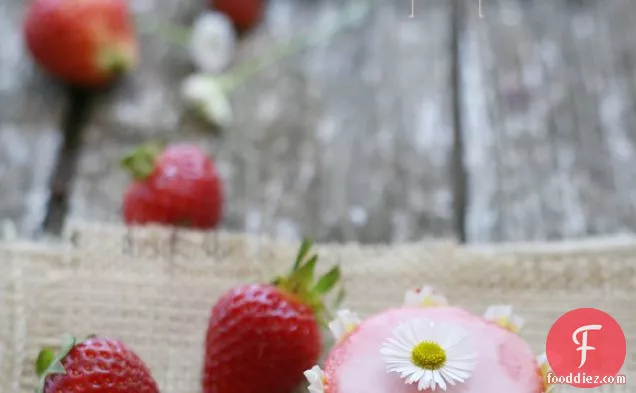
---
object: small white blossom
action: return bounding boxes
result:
[483,305,525,333]
[403,285,448,308]
[189,12,236,73]
[304,365,326,393]
[328,309,361,341]
[381,318,477,391]
[180,74,233,129]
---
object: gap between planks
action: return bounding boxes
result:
[451,0,468,243]
[40,89,95,236]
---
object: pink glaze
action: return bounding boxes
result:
[324,307,543,393]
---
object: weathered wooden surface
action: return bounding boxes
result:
[0,0,64,238]
[462,0,636,243]
[6,0,636,244]
[68,0,457,243]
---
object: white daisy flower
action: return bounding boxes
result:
[189,12,237,73]
[328,309,361,342]
[180,73,233,129]
[304,365,326,393]
[483,305,525,333]
[403,286,448,308]
[380,318,477,391]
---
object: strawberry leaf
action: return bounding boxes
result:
[293,255,318,287]
[313,265,341,295]
[276,239,344,327]
[332,286,346,309]
[35,334,77,393]
[35,348,56,378]
[292,239,313,272]
[120,143,164,180]
[47,361,66,375]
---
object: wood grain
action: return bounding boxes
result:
[69,0,458,243]
[0,0,64,238]
[461,0,636,242]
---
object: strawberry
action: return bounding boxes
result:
[211,0,265,33]
[305,290,548,393]
[203,240,344,393]
[122,143,224,230]
[35,334,159,393]
[23,0,138,87]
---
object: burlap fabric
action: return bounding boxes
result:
[1,223,634,392]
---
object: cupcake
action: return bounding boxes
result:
[304,286,554,393]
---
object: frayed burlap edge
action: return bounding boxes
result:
[1,222,634,392]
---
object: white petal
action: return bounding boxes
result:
[189,12,237,73]
[405,369,422,384]
[536,353,549,366]
[417,370,432,390]
[433,371,447,391]
[410,319,434,344]
[328,309,361,341]
[180,74,233,128]
[404,285,448,307]
[381,335,415,358]
[484,305,525,332]
[303,365,325,393]
[404,290,422,305]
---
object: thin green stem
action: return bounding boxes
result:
[225,0,376,89]
[135,16,191,46]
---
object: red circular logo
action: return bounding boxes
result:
[545,308,626,388]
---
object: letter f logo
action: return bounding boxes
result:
[572,324,602,368]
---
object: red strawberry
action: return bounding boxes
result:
[203,240,344,393]
[211,0,265,33]
[35,334,159,393]
[122,143,224,230]
[23,0,138,87]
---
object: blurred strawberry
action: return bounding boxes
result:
[36,334,159,393]
[23,0,138,87]
[211,0,265,33]
[122,143,224,230]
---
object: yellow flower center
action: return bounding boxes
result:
[411,341,447,370]
[421,297,437,307]
[495,317,520,333]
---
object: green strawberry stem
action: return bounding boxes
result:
[273,239,344,326]
[120,142,164,180]
[97,44,138,76]
[135,17,191,46]
[35,334,79,393]
[35,334,98,393]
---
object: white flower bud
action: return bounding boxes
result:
[189,12,236,73]
[328,309,361,342]
[304,365,326,393]
[181,74,233,129]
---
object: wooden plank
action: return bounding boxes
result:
[0,0,64,238]
[462,0,636,243]
[69,0,457,243]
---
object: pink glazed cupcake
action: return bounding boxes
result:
[304,286,554,393]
